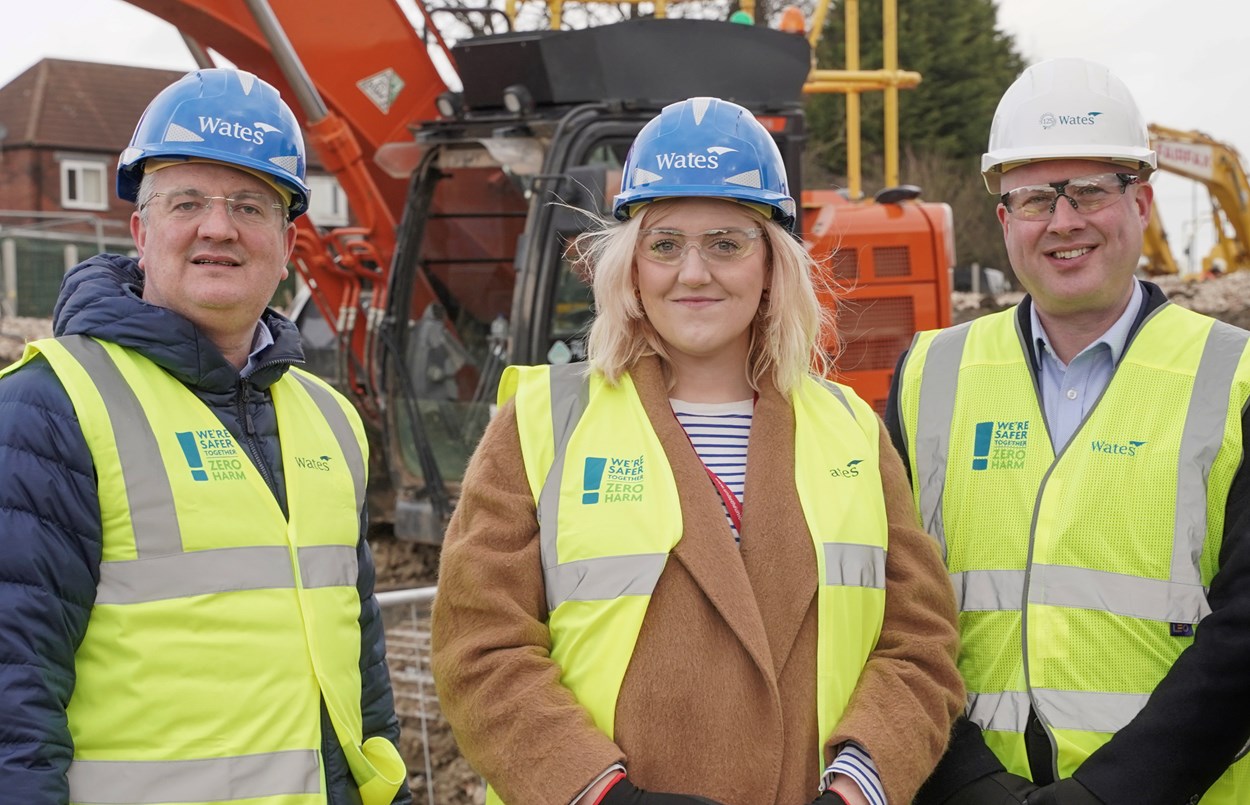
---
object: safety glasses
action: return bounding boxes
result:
[1000,172,1139,221]
[637,227,765,265]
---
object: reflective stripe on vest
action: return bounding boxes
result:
[489,364,888,805]
[66,750,322,805]
[8,336,404,805]
[899,304,1250,799]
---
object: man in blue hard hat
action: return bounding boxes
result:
[0,68,410,805]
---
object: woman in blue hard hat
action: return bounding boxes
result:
[432,96,962,805]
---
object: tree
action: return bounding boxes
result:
[804,0,1024,269]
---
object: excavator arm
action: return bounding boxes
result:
[123,0,454,417]
[1142,201,1180,275]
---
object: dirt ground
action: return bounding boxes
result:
[6,268,1250,804]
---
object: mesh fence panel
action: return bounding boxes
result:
[378,586,484,805]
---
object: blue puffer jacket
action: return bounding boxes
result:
[0,254,411,805]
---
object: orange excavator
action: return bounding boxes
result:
[122,0,954,541]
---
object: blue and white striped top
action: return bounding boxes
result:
[670,398,753,541]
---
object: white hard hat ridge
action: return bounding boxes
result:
[981,57,1157,193]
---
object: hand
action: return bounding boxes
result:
[943,771,1038,805]
[1024,778,1102,805]
[599,776,727,805]
[810,792,851,804]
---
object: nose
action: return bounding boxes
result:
[676,244,712,285]
[196,199,239,240]
[1046,193,1086,234]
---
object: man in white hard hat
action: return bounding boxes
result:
[885,58,1250,805]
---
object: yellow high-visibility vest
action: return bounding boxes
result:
[4,336,405,805]
[485,363,890,805]
[898,305,1250,802]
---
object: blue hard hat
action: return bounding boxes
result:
[613,97,796,231]
[118,68,310,219]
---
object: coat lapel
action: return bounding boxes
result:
[738,382,819,676]
[629,358,776,677]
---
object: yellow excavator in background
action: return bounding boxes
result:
[1141,124,1250,276]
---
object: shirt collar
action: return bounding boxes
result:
[241,320,274,377]
[1031,280,1144,367]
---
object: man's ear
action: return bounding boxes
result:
[130,211,148,269]
[282,221,297,276]
[1133,180,1154,228]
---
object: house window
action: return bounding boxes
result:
[61,160,109,211]
[306,174,349,227]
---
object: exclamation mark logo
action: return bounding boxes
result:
[582,457,607,504]
[175,431,209,482]
[972,421,993,471]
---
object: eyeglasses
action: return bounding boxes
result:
[637,227,765,265]
[1000,172,1139,221]
[141,190,287,226]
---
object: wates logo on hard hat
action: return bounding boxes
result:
[1040,111,1104,130]
[654,147,738,171]
[198,116,282,145]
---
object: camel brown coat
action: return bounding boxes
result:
[432,357,963,805]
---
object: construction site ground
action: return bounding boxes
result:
[4,269,1250,804]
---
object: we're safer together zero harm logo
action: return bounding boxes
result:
[175,430,246,482]
[581,456,645,504]
[971,421,1029,471]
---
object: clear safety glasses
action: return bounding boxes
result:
[142,190,287,227]
[637,227,765,266]
[1000,172,1139,221]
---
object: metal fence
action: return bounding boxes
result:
[378,585,485,805]
[378,586,441,804]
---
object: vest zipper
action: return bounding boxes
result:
[238,379,278,498]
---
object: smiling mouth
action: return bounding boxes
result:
[193,258,241,266]
[1050,247,1093,260]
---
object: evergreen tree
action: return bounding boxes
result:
[804,0,1025,269]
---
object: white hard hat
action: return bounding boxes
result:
[981,58,1156,193]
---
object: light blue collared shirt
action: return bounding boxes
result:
[1031,280,1144,452]
[241,321,274,378]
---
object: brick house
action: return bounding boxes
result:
[0,58,346,316]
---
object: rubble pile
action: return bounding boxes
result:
[1153,272,1250,331]
[0,316,54,363]
[952,271,1250,329]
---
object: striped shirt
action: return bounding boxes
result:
[670,399,884,805]
[670,398,752,541]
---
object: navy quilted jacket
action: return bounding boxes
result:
[0,254,410,805]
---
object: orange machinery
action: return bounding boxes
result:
[122,0,953,540]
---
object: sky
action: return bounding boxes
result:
[2,0,1246,274]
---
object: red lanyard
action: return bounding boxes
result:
[673,397,753,533]
[702,462,744,532]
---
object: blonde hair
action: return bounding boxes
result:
[574,201,837,396]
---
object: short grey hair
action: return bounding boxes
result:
[136,172,158,225]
